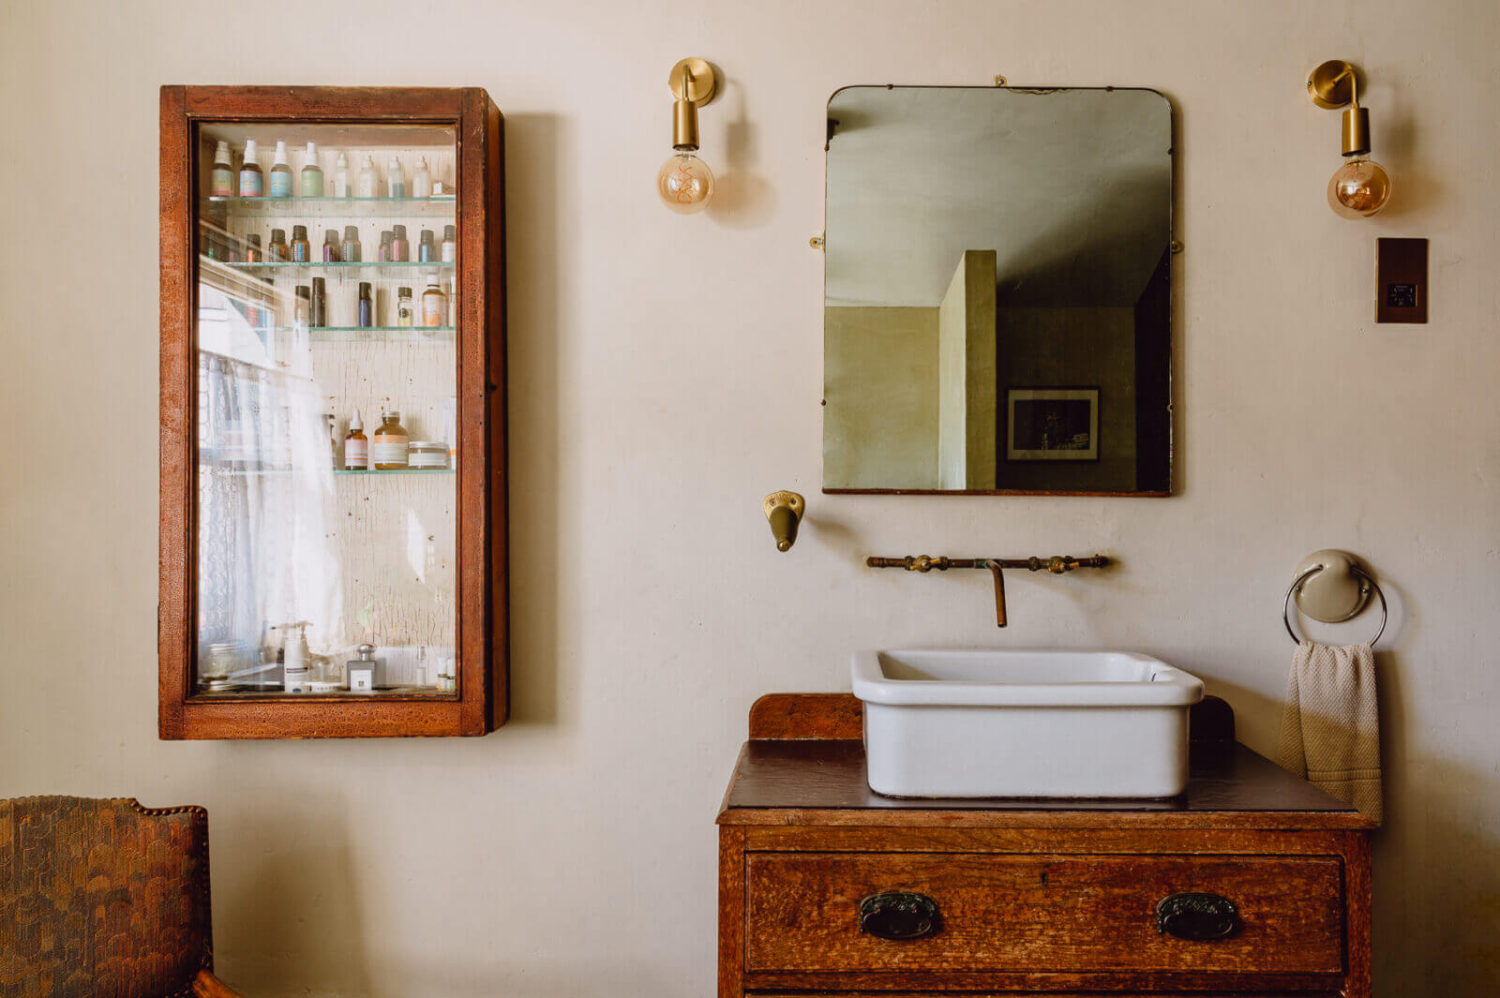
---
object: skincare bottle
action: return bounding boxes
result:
[387,156,405,198]
[341,225,361,262]
[210,141,235,197]
[378,231,393,262]
[267,228,289,262]
[441,224,456,263]
[269,141,293,198]
[446,274,458,322]
[347,643,377,693]
[343,409,368,470]
[418,228,436,263]
[300,142,323,197]
[391,225,409,262]
[333,153,350,197]
[322,229,341,262]
[290,225,310,263]
[357,282,374,328]
[421,272,447,327]
[281,622,311,694]
[413,156,432,198]
[310,277,327,328]
[238,139,263,197]
[244,233,263,263]
[294,286,311,327]
[372,404,410,470]
[396,287,414,327]
[357,154,378,198]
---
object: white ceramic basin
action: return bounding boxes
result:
[852,649,1204,799]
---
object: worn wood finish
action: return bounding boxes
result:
[719,826,746,998]
[754,993,1339,997]
[192,969,246,998]
[159,86,193,741]
[742,824,1356,856]
[718,693,1374,997]
[746,853,1344,974]
[750,692,864,739]
[746,970,1344,991]
[719,739,1375,828]
[159,86,507,739]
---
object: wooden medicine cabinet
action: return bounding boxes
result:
[159,86,507,738]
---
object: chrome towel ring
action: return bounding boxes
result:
[1283,561,1387,646]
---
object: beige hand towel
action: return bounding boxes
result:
[1277,640,1382,823]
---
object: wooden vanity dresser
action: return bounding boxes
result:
[717,694,1375,998]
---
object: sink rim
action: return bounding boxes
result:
[852,648,1205,708]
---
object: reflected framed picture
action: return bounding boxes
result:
[1006,388,1099,461]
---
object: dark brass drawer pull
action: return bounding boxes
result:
[1156,891,1241,941]
[858,890,940,940]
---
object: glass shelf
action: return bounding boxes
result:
[295,326,456,344]
[215,260,455,276]
[202,196,457,218]
[201,464,454,477]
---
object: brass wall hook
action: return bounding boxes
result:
[763,491,805,552]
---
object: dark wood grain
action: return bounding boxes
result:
[749,692,863,739]
[1342,829,1373,998]
[753,993,1339,997]
[719,739,1372,827]
[158,86,507,739]
[746,853,1343,974]
[742,824,1357,856]
[718,826,745,998]
[158,85,192,741]
[745,969,1344,991]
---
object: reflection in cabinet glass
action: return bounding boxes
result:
[160,87,507,739]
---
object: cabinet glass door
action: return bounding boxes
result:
[194,123,459,699]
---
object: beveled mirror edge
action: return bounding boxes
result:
[820,84,1177,498]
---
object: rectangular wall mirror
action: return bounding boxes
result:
[823,86,1173,495]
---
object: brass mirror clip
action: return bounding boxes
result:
[763,491,806,552]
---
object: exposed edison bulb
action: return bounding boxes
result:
[657,151,714,214]
[1328,154,1392,218]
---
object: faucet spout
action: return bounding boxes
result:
[987,560,1008,628]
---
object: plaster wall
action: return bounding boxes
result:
[1,1,1497,995]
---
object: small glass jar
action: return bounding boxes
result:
[409,441,447,469]
[203,641,240,684]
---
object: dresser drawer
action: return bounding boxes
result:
[745,852,1345,975]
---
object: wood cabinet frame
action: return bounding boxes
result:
[158,86,507,738]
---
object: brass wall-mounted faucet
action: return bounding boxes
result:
[865,554,1111,627]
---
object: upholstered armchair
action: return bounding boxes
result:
[0,796,243,998]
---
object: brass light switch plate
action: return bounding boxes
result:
[1376,237,1428,324]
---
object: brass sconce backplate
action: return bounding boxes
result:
[1307,59,1357,109]
[668,58,717,105]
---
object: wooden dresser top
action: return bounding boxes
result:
[718,694,1373,830]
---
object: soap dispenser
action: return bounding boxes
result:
[281,622,312,694]
[347,643,378,693]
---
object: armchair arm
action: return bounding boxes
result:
[192,969,246,998]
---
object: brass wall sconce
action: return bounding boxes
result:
[1307,60,1392,218]
[763,491,805,552]
[657,58,718,214]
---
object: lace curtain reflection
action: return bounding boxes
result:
[197,352,341,672]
